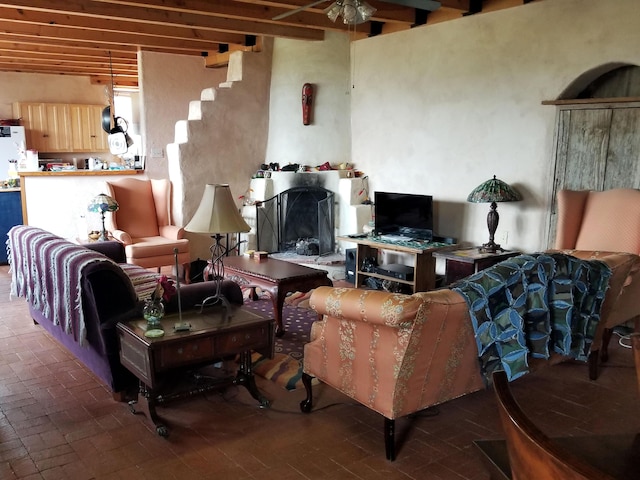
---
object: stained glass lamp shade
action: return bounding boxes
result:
[87,194,119,241]
[467,175,522,253]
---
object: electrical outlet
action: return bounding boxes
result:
[150,148,164,158]
[497,231,509,247]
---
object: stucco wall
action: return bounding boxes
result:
[265,31,351,168]
[0,71,106,119]
[348,0,640,253]
[138,51,228,179]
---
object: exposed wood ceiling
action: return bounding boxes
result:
[0,0,536,90]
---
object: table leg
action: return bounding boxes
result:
[273,289,286,337]
[128,382,169,437]
[235,351,270,408]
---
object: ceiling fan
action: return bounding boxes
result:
[273,0,442,23]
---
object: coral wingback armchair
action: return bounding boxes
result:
[105,178,190,281]
[552,188,640,379]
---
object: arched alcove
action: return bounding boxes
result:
[558,62,640,100]
[545,63,640,247]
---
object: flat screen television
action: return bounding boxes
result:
[374,192,433,241]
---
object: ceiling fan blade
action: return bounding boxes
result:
[382,0,441,10]
[272,0,329,21]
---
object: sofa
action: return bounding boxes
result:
[7,225,243,400]
[300,251,637,460]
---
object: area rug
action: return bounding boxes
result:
[243,291,317,390]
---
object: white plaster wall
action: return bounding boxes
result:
[166,43,274,260]
[138,51,228,179]
[265,31,351,168]
[348,0,640,253]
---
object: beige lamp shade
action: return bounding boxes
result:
[185,184,250,234]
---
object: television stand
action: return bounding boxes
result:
[338,235,456,292]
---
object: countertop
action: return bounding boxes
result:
[18,169,143,177]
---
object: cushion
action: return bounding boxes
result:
[119,263,160,301]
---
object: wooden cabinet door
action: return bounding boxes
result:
[13,103,47,152]
[43,104,71,152]
[70,104,109,152]
[548,103,640,246]
[87,105,109,151]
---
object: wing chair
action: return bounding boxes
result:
[552,188,640,379]
[105,177,190,282]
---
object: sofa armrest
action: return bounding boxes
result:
[85,241,127,263]
[309,286,424,328]
[164,279,244,312]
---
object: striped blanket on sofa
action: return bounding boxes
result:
[7,226,117,346]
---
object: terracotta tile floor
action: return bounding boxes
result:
[1,264,639,479]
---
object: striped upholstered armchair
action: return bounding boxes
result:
[300,286,486,461]
[550,188,640,379]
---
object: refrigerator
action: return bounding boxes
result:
[0,126,26,181]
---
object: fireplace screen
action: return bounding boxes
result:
[256,187,335,255]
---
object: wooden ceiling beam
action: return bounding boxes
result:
[0,7,249,47]
[0,0,542,89]
[1,0,325,41]
[0,20,236,53]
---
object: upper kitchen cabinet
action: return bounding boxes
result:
[12,102,70,152]
[13,102,108,153]
[69,105,109,152]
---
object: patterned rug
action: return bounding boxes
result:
[243,290,317,390]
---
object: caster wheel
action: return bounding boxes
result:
[156,425,169,437]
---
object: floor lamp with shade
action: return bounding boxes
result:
[185,184,251,310]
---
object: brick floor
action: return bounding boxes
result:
[0,264,638,479]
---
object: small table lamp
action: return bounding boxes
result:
[87,193,119,241]
[185,184,251,309]
[467,175,522,253]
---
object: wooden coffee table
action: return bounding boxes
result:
[223,256,333,337]
[117,306,274,436]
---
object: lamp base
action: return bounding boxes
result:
[479,241,504,254]
[197,293,231,312]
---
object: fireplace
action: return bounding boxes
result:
[240,170,371,259]
[255,186,335,255]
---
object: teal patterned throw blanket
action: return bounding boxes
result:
[452,253,611,382]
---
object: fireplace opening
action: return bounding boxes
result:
[256,186,335,255]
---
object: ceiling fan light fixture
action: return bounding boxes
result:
[356,1,377,21]
[325,0,376,25]
[326,3,342,22]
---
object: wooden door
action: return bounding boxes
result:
[548,103,640,246]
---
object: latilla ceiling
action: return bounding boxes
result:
[0,0,537,89]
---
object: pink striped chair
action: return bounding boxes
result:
[551,188,640,379]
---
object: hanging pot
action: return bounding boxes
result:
[101,106,112,133]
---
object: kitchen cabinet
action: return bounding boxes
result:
[13,102,108,153]
[0,190,22,264]
[69,105,109,152]
[12,102,71,152]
